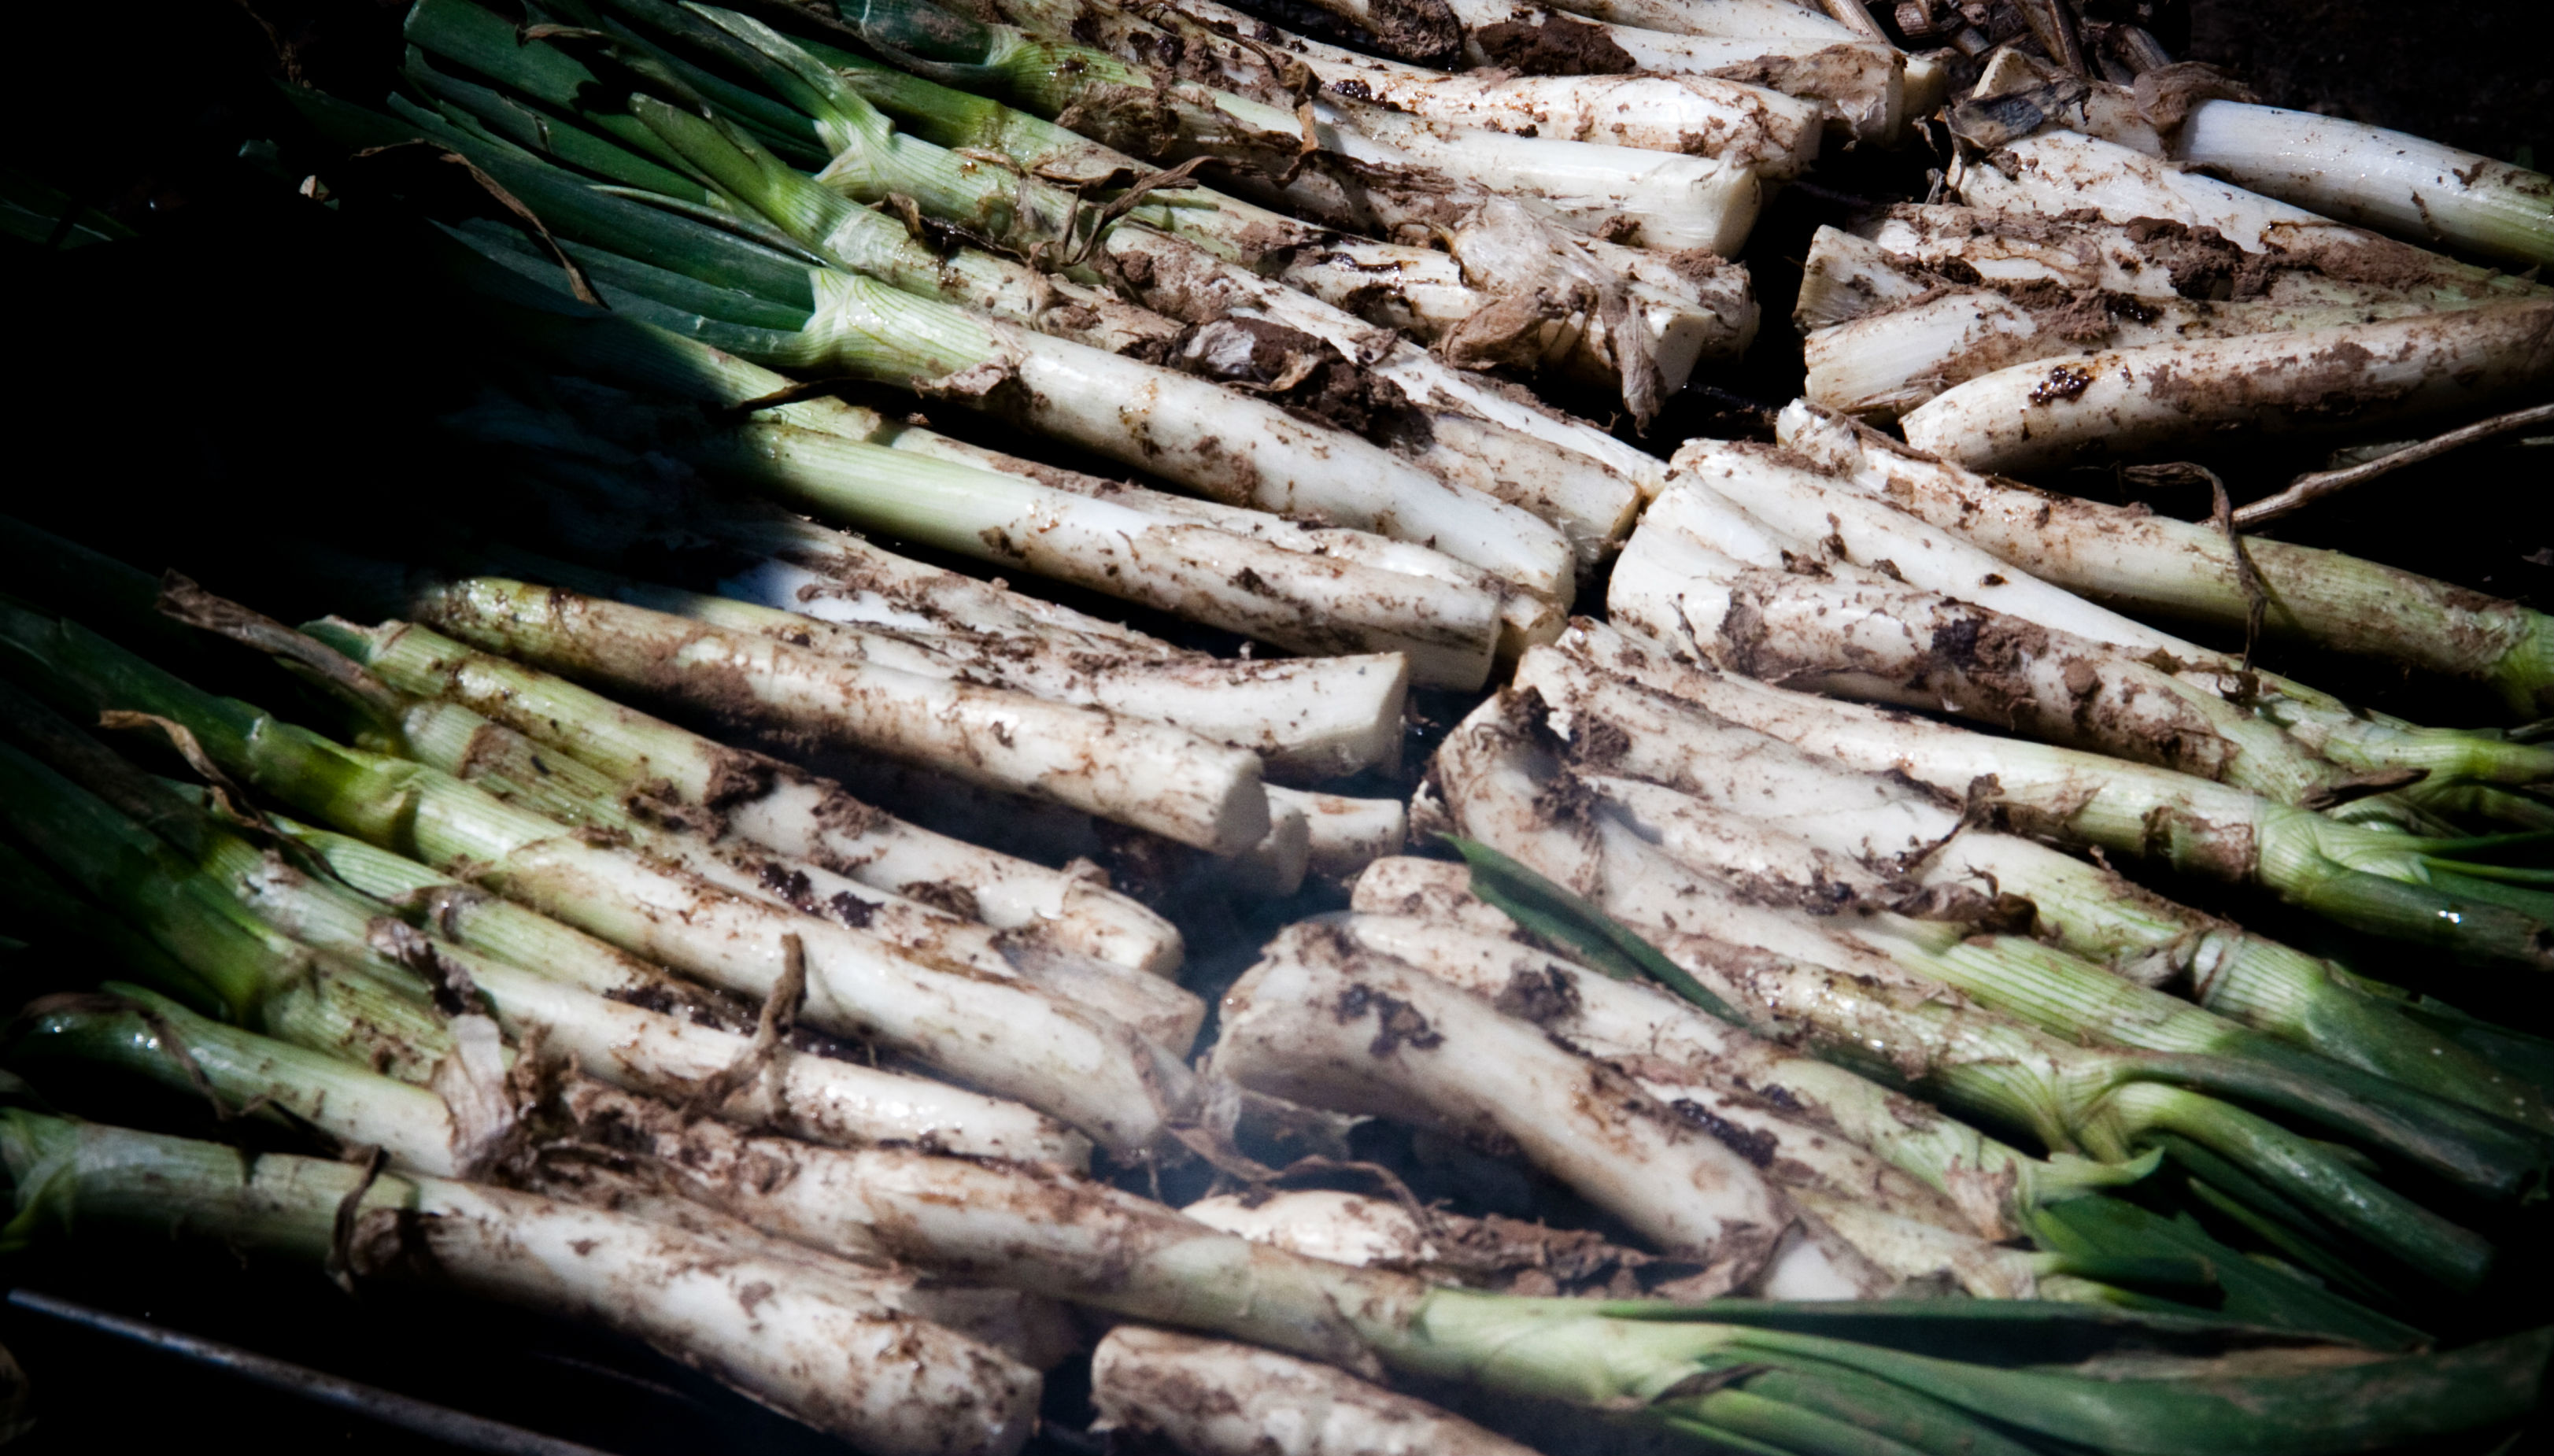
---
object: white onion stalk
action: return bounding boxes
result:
[1898,301,2554,472]
[0,1115,1041,1456]
[964,490,1563,655]
[1661,439,2194,655]
[1325,67,1820,170]
[1802,288,2432,420]
[1143,0,1827,169]
[1444,0,1903,142]
[312,619,1185,977]
[503,1173,1082,1373]
[2164,102,2554,269]
[1779,401,2554,715]
[1092,1325,1541,1456]
[760,749,1285,903]
[408,576,1273,855]
[1268,786,1410,880]
[1953,128,2340,249]
[1183,1187,1703,1292]
[464,964,1092,1163]
[1188,1184,2032,1306]
[705,505,1153,648]
[320,750,1199,1153]
[1211,922,1892,1297]
[1523,0,1946,113]
[1557,618,2554,973]
[267,812,704,1001]
[709,535,1137,650]
[1861,203,2541,311]
[777,271,1573,595]
[227,857,1096,1162]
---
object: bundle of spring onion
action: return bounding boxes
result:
[309,94,1580,603]
[8,479,2549,1454]
[1938,50,2554,268]
[1608,437,2554,826]
[1429,685,2549,1280]
[790,0,1771,262]
[6,708,2546,1454]
[389,0,1674,540]
[1593,558,2554,965]
[385,0,1753,425]
[1772,401,2554,715]
[1317,858,2474,1338]
[18,0,2554,1448]
[1007,0,1833,170]
[1794,61,2554,468]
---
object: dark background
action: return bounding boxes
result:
[2,1,2551,1452]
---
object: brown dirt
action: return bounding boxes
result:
[1491,963,1583,1024]
[2001,279,2144,342]
[1332,982,1447,1055]
[1172,316,1418,442]
[1359,0,1466,65]
[1665,1100,1781,1169]
[1469,13,1636,76]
